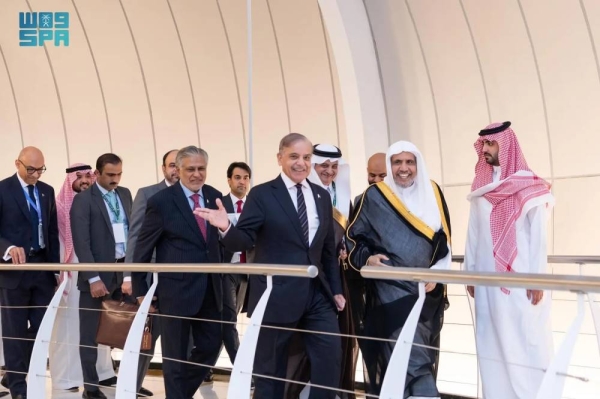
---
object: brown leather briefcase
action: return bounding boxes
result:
[96,300,152,350]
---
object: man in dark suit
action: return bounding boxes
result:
[132,146,224,399]
[122,149,179,398]
[70,153,133,399]
[197,133,346,399]
[0,147,59,399]
[205,161,251,383]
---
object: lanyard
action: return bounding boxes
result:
[23,186,42,224]
[103,192,121,221]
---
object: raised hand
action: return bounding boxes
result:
[194,198,230,231]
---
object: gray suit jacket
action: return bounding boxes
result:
[71,183,133,292]
[124,180,168,276]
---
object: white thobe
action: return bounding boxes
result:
[465,183,554,399]
[48,238,115,389]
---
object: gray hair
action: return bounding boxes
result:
[278,133,311,153]
[176,146,209,167]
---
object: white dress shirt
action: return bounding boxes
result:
[3,174,43,261]
[279,172,319,246]
[221,173,320,246]
[229,193,246,263]
[90,183,128,284]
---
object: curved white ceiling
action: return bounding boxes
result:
[1,0,599,256]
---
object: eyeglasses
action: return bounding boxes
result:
[18,160,47,175]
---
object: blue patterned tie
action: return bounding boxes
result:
[296,183,309,246]
[28,185,40,250]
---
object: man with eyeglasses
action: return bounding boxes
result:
[0,146,59,399]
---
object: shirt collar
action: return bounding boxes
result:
[230,193,246,204]
[16,173,29,189]
[180,181,203,199]
[164,179,172,187]
[96,182,112,195]
[280,172,308,190]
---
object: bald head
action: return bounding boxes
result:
[15,146,46,185]
[367,152,386,184]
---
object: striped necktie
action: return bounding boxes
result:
[295,183,309,246]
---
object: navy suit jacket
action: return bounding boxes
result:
[132,183,224,316]
[0,174,59,289]
[221,175,342,323]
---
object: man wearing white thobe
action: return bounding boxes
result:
[50,164,116,392]
[465,121,554,399]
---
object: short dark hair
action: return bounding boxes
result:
[96,153,122,173]
[227,162,252,179]
[162,149,178,166]
[278,133,311,153]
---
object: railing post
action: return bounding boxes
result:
[115,273,159,398]
[536,293,585,399]
[228,275,274,398]
[27,272,69,398]
[379,282,426,399]
[588,293,600,357]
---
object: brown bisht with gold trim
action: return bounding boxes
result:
[345,181,451,398]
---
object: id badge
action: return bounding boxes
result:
[112,223,126,243]
[38,224,44,247]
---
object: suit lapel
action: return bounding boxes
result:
[222,195,234,214]
[92,185,113,233]
[39,184,49,242]
[201,186,216,243]
[9,175,32,221]
[115,187,132,220]
[172,185,204,244]
[272,176,306,246]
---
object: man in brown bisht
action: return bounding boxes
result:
[346,141,451,399]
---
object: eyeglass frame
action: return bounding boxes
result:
[18,159,47,175]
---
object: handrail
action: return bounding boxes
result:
[0,263,319,278]
[452,255,600,264]
[360,266,600,292]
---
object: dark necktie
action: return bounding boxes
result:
[191,194,207,240]
[236,200,246,263]
[28,185,40,250]
[295,183,309,246]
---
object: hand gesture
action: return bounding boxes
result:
[194,198,230,231]
[90,280,109,298]
[366,254,389,267]
[121,280,132,296]
[425,282,437,293]
[333,294,346,311]
[9,247,26,264]
[527,289,543,305]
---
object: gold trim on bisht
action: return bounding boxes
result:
[332,207,348,230]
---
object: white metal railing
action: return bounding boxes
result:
[2,259,600,398]
[359,256,600,399]
[0,263,316,399]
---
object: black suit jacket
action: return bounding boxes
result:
[132,183,224,316]
[71,184,132,292]
[0,174,59,289]
[221,175,342,323]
